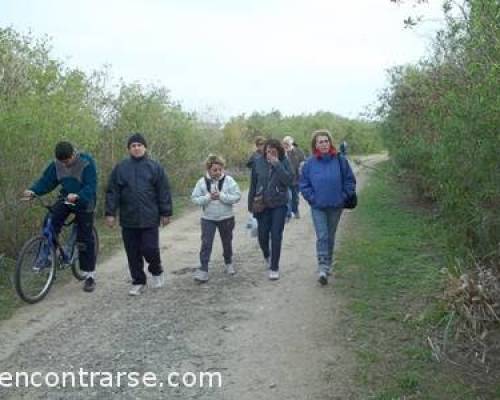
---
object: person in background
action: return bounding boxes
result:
[340,140,348,156]
[246,136,266,170]
[299,130,356,286]
[191,155,241,282]
[105,133,172,296]
[282,135,305,219]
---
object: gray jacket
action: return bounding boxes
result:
[287,147,305,184]
[105,155,172,228]
[248,156,293,213]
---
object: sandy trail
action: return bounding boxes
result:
[0,154,385,399]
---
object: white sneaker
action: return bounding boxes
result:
[193,269,209,282]
[225,263,236,275]
[150,273,165,289]
[318,271,328,285]
[269,270,280,280]
[128,284,145,296]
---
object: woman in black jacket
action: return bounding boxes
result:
[248,139,293,280]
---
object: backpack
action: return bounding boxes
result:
[204,176,226,192]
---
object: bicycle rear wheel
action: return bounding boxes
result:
[71,226,99,280]
[15,235,56,303]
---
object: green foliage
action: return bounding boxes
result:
[232,110,384,157]
[337,161,495,399]
[0,26,382,261]
[378,0,500,262]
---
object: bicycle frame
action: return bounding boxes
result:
[33,196,77,269]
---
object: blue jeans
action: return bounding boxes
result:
[310,207,343,274]
[290,184,300,215]
[255,205,287,271]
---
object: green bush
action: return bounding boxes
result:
[377,0,500,262]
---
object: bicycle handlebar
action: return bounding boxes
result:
[21,194,77,213]
[20,193,52,211]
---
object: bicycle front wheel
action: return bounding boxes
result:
[71,226,99,281]
[15,235,56,303]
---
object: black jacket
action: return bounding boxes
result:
[105,155,172,228]
[248,156,293,213]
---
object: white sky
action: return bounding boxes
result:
[0,0,444,119]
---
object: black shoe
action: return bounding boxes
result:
[318,273,328,286]
[83,277,96,292]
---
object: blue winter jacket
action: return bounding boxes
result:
[30,152,97,212]
[299,153,356,209]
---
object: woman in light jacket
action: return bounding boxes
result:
[191,155,241,282]
[299,130,356,285]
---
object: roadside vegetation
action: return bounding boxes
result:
[377,0,499,379]
[337,160,500,399]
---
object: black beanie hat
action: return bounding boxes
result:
[127,133,147,148]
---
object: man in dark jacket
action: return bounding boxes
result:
[105,133,173,296]
[23,141,98,292]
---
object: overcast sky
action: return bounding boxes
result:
[1,0,444,119]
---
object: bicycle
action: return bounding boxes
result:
[15,195,99,303]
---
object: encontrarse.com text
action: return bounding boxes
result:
[0,370,222,389]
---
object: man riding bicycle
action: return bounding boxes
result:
[23,141,98,292]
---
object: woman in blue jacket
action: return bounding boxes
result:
[299,130,356,285]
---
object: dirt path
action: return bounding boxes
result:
[0,154,386,399]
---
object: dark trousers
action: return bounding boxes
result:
[255,205,287,271]
[51,201,95,272]
[122,227,163,285]
[290,184,300,214]
[200,217,235,271]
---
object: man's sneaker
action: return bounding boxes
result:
[193,269,209,282]
[129,284,145,296]
[225,263,236,275]
[150,273,165,289]
[264,257,271,270]
[269,270,280,280]
[83,277,96,292]
[318,272,328,286]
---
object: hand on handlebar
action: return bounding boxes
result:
[66,193,79,204]
[22,190,35,201]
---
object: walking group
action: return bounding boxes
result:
[23,129,356,296]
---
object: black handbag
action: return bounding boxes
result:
[338,156,357,209]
